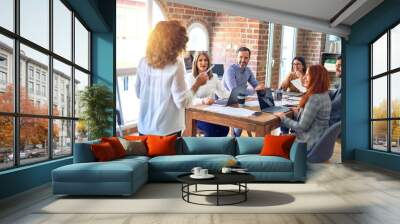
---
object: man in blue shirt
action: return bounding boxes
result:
[223,47,264,136]
[223,47,264,96]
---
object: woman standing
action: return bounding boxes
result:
[275,65,331,151]
[279,56,307,92]
[135,21,208,136]
[186,52,230,137]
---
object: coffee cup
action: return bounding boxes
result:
[237,95,246,107]
[221,167,232,174]
[199,169,208,176]
[274,89,283,101]
[191,167,202,176]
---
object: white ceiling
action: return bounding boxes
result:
[226,0,351,22]
[169,0,384,37]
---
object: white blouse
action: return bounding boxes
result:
[186,73,229,105]
[135,58,194,135]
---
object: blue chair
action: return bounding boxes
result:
[307,122,341,163]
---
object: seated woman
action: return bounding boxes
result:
[279,56,307,93]
[274,65,331,151]
[186,52,230,137]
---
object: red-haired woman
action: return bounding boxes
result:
[275,65,332,150]
[135,21,208,136]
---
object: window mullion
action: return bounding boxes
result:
[14,0,21,166]
[387,29,391,152]
[71,10,76,153]
[49,0,54,159]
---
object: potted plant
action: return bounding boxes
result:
[79,84,114,140]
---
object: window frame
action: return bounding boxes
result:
[186,22,210,52]
[0,0,92,171]
[370,20,400,154]
[279,25,298,82]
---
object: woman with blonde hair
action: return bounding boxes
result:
[275,65,331,151]
[135,21,208,136]
[186,52,229,136]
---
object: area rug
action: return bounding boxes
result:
[38,183,361,214]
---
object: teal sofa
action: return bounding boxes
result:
[52,137,306,196]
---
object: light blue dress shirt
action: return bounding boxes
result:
[223,64,258,95]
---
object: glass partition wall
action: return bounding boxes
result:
[0,0,91,170]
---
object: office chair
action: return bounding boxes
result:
[307,121,341,163]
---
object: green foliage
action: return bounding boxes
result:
[372,99,400,139]
[79,84,114,140]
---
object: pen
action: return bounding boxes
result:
[204,64,215,74]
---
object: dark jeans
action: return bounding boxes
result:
[197,121,229,137]
[280,126,290,134]
[139,131,181,137]
[280,125,295,135]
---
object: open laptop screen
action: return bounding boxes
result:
[257,88,274,109]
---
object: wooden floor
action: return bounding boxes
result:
[1,143,400,224]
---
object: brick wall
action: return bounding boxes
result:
[159,1,268,84]
[296,29,326,66]
[296,29,338,83]
[158,0,326,88]
[210,14,268,85]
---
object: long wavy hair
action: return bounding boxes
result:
[192,52,213,79]
[299,65,330,108]
[146,21,188,69]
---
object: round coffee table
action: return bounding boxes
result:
[177,173,255,206]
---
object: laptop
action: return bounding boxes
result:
[257,88,290,113]
[214,86,246,106]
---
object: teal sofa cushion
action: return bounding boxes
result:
[236,137,263,155]
[148,154,235,172]
[52,158,148,195]
[73,140,100,163]
[236,155,293,172]
[179,137,236,155]
[53,159,147,183]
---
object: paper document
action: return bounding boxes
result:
[204,105,255,117]
[244,101,260,107]
[290,79,307,93]
[288,96,302,101]
[282,99,298,106]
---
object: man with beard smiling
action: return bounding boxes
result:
[223,47,264,136]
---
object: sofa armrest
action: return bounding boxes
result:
[73,140,100,163]
[289,142,307,181]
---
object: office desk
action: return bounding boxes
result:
[183,104,292,137]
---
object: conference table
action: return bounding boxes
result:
[183,100,294,137]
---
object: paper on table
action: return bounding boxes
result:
[290,78,307,93]
[282,99,298,106]
[245,100,260,107]
[288,96,302,101]
[204,105,255,117]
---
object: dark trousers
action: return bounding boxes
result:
[139,131,181,137]
[197,121,229,137]
[280,126,290,134]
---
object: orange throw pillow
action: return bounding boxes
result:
[146,135,177,157]
[101,137,127,158]
[124,135,148,142]
[260,135,296,159]
[91,142,117,161]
